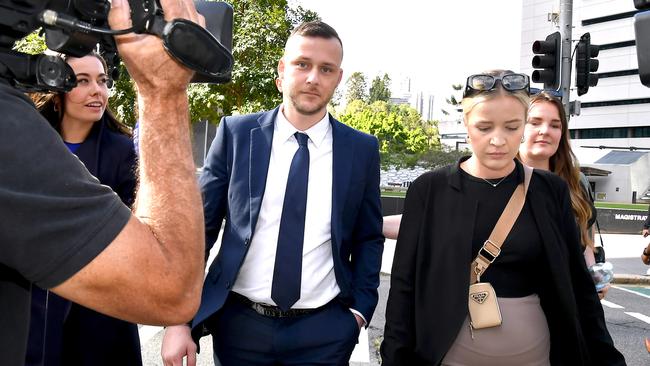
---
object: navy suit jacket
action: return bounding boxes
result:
[191,107,384,340]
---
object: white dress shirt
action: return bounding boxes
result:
[233,107,340,309]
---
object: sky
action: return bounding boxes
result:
[290,0,523,117]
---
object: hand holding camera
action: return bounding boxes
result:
[109,0,202,96]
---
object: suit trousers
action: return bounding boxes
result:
[208,293,360,366]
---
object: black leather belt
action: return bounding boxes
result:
[231,292,322,318]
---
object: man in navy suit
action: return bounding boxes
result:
[161,21,384,366]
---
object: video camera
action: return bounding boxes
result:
[0,0,233,93]
[634,0,650,86]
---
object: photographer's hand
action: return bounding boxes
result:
[108,0,205,96]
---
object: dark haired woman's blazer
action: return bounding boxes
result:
[26,115,140,366]
[380,159,626,366]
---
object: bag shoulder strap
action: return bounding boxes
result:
[470,165,533,284]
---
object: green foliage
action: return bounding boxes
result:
[109,64,137,126]
[417,148,468,169]
[287,5,320,25]
[368,73,391,103]
[339,100,442,168]
[13,30,46,54]
[345,71,368,105]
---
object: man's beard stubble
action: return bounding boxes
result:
[288,89,333,116]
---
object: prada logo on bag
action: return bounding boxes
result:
[470,291,489,304]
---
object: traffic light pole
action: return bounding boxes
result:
[559,0,573,119]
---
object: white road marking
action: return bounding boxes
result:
[624,312,650,325]
[612,285,650,300]
[600,299,625,309]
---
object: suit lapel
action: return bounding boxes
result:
[331,117,353,247]
[249,108,277,233]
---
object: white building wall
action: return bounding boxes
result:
[630,154,650,199]
[437,119,468,149]
[589,165,631,202]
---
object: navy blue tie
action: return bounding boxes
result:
[272,132,310,311]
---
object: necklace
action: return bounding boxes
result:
[480,176,508,187]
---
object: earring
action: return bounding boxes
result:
[521,135,525,143]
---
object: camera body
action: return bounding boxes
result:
[0,0,233,92]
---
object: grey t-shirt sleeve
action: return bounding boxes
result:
[0,85,131,289]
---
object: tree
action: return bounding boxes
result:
[109,64,137,127]
[328,88,343,113]
[345,71,368,105]
[441,83,463,116]
[13,30,46,55]
[368,73,391,103]
[417,148,468,170]
[338,100,441,168]
[287,5,320,26]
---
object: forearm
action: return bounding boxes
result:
[134,91,204,300]
[383,214,402,240]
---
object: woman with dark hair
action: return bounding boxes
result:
[380,70,624,365]
[25,52,141,366]
[518,91,607,298]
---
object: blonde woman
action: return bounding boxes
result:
[380,70,624,365]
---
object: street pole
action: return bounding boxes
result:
[559,0,573,119]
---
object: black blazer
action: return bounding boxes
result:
[74,117,137,207]
[380,158,625,366]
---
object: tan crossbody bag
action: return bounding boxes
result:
[468,165,532,331]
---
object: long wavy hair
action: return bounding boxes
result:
[529,91,593,248]
[29,51,131,137]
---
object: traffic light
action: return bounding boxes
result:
[576,32,600,96]
[531,31,561,90]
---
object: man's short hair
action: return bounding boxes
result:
[290,21,342,48]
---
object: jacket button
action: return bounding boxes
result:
[244,238,250,246]
[225,281,231,289]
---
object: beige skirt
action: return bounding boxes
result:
[441,294,550,366]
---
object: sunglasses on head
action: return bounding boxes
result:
[463,73,530,98]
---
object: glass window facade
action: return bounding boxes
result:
[571,128,628,139]
[632,126,650,138]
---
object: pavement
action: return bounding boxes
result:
[598,233,650,284]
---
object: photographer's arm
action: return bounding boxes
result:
[50,0,205,326]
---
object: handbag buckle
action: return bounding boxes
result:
[479,240,501,263]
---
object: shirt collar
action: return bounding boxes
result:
[276,105,330,148]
